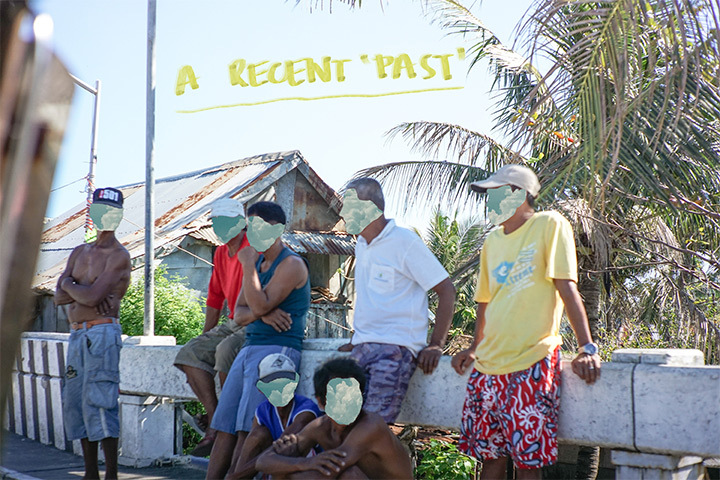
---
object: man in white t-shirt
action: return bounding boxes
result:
[338,178,456,423]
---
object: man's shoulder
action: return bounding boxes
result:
[378,223,425,250]
[255,399,273,418]
[109,243,131,263]
[212,243,229,264]
[532,210,572,231]
[294,394,318,407]
[536,210,569,222]
[304,413,329,434]
[278,250,308,270]
[70,243,91,257]
[356,409,388,430]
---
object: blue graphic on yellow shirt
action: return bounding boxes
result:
[492,261,514,284]
[492,244,538,297]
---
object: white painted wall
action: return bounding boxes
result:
[9,333,720,469]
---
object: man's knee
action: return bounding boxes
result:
[338,465,368,479]
[215,337,242,373]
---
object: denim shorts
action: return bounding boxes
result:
[350,342,417,423]
[62,321,122,442]
[211,345,301,434]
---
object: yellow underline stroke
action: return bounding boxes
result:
[176,86,465,113]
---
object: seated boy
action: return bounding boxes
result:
[228,353,322,479]
[255,358,413,479]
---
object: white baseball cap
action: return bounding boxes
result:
[469,164,541,197]
[210,198,244,218]
[258,353,297,382]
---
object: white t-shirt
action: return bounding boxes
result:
[351,219,450,356]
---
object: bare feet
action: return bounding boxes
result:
[190,428,217,457]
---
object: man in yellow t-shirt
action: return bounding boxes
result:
[451,165,601,480]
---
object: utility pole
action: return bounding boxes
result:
[144,0,156,336]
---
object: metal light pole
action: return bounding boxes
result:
[68,74,101,234]
[144,0,156,336]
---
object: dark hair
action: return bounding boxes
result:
[247,201,286,225]
[345,178,385,211]
[509,184,537,208]
[313,357,366,404]
[526,192,536,208]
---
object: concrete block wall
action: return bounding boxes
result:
[633,365,720,457]
[558,362,635,448]
[118,395,178,467]
[7,333,720,471]
[7,333,80,454]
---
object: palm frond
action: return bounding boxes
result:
[516,0,720,203]
[351,160,488,215]
[386,121,520,166]
[349,121,527,214]
[425,0,550,132]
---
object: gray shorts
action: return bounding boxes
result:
[63,321,122,442]
[174,321,246,374]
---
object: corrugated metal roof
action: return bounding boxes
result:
[33,151,316,293]
[283,231,355,256]
[188,227,356,257]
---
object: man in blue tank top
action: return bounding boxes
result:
[207,202,311,480]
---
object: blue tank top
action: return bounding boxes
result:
[245,246,310,351]
[255,395,322,440]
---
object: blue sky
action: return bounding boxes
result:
[32,0,533,229]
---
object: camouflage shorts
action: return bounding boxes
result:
[350,342,417,423]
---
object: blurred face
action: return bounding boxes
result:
[324,377,362,425]
[89,203,123,231]
[246,215,284,252]
[486,185,525,225]
[256,373,299,408]
[340,189,382,235]
[212,215,246,244]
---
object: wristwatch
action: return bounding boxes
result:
[578,342,599,356]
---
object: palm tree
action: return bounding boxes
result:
[353,0,720,365]
[421,210,491,334]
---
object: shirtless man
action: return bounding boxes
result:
[55,187,131,480]
[255,358,413,479]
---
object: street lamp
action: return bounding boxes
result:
[68,73,101,236]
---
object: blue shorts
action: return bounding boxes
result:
[211,345,301,434]
[62,321,122,442]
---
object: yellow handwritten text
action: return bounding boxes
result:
[228,56,351,88]
[369,53,457,80]
[175,65,200,96]
[174,49,466,98]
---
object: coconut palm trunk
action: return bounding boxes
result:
[575,273,603,480]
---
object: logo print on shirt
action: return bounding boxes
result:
[492,261,515,284]
[504,243,538,297]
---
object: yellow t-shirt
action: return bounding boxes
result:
[474,211,577,374]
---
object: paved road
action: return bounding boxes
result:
[0,432,207,479]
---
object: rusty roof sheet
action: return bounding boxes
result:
[188,227,355,257]
[283,231,355,256]
[33,151,313,293]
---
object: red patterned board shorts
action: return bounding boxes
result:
[459,347,561,469]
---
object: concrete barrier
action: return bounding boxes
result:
[7,333,720,476]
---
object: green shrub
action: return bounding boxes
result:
[182,401,205,455]
[119,265,205,345]
[416,439,476,480]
